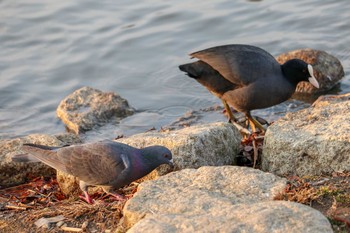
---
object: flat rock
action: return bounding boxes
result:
[127,201,332,233]
[124,166,331,232]
[0,133,81,187]
[123,166,287,229]
[276,49,344,94]
[262,93,350,176]
[57,86,134,134]
[58,122,241,196]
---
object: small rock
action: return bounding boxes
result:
[56,171,81,197]
[262,93,350,176]
[81,221,89,230]
[56,221,65,227]
[276,49,344,93]
[57,86,135,134]
[35,215,65,229]
[35,218,51,229]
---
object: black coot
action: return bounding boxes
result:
[179,44,320,132]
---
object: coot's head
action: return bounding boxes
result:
[282,59,319,88]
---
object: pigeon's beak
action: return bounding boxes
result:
[168,159,174,169]
[307,64,320,89]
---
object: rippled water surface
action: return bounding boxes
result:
[1,0,349,140]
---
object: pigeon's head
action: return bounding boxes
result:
[142,145,174,168]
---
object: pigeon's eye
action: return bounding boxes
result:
[163,154,170,159]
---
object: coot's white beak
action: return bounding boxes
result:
[307,64,319,89]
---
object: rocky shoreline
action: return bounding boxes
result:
[0,50,349,232]
[1,92,349,232]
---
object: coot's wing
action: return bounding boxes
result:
[190,44,278,85]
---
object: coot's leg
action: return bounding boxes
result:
[223,100,251,135]
[248,118,257,133]
[222,100,237,123]
[246,112,266,133]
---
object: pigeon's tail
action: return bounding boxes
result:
[20,144,60,160]
[11,153,40,163]
[23,143,64,150]
[12,144,60,163]
[14,144,69,173]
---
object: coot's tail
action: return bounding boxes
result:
[179,61,224,79]
[179,61,234,97]
[179,62,201,79]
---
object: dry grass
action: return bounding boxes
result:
[0,177,137,233]
[274,172,350,232]
[1,200,126,233]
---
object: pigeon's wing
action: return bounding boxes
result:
[190,44,278,85]
[56,141,132,186]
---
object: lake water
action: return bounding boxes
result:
[0,0,349,140]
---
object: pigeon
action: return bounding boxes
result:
[179,44,320,132]
[12,140,173,204]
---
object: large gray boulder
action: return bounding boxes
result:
[276,49,344,94]
[57,86,134,134]
[262,93,350,176]
[123,166,332,232]
[117,122,241,171]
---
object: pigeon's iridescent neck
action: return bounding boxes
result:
[130,152,156,179]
